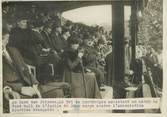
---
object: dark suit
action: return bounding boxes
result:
[41,30,55,49]
[29,30,55,66]
[3,47,70,112]
[3,47,70,113]
[3,46,39,113]
[51,33,68,53]
[3,47,69,97]
[30,30,48,55]
[40,30,62,80]
[8,27,36,65]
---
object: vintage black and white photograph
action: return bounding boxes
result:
[1,0,163,114]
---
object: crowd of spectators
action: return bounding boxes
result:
[2,4,162,101]
[2,7,113,100]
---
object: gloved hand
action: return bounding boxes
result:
[21,86,36,97]
[3,86,20,100]
[78,52,84,58]
[42,48,50,52]
[85,68,92,73]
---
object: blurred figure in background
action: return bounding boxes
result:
[83,39,105,89]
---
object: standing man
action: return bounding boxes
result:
[51,26,70,54]
[51,27,71,79]
[8,16,34,65]
[2,28,41,112]
[124,38,133,86]
[2,28,70,111]
[50,23,63,53]
[40,22,62,80]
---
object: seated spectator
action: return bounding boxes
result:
[3,28,41,112]
[2,29,71,110]
[82,39,105,88]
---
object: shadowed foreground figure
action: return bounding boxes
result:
[2,29,70,113]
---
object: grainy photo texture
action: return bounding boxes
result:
[1,0,163,114]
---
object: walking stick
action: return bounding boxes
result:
[80,60,88,98]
